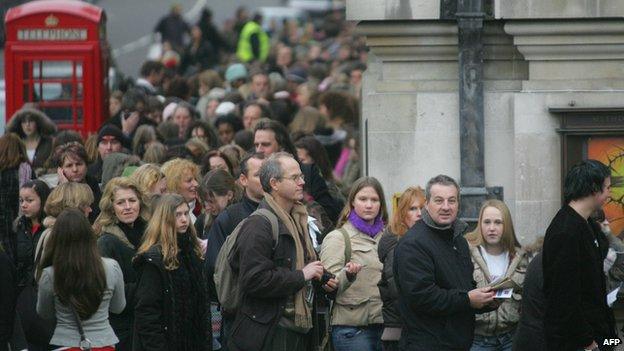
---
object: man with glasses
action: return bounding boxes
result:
[228,152,337,351]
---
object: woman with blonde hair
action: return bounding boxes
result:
[133,194,209,350]
[162,158,201,223]
[377,186,425,351]
[465,199,528,351]
[132,125,159,158]
[320,177,388,351]
[142,142,167,165]
[94,177,150,350]
[131,164,167,197]
[35,182,94,277]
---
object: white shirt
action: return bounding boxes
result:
[479,246,509,282]
[27,149,36,162]
[189,200,197,224]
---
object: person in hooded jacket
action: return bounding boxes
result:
[95,177,150,351]
[6,107,56,175]
[13,180,54,351]
[377,186,425,351]
[133,194,210,351]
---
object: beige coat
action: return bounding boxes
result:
[470,245,529,336]
[320,222,384,326]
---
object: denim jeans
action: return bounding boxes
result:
[332,325,383,351]
[470,330,515,351]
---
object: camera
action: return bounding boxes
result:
[320,269,335,285]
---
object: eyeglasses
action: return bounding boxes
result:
[281,173,305,182]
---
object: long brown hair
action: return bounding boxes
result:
[465,199,521,256]
[137,194,203,270]
[337,177,388,228]
[390,186,425,236]
[38,208,107,319]
[0,133,28,171]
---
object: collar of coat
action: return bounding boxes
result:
[101,223,135,249]
[421,208,468,239]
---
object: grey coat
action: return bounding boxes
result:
[37,257,126,347]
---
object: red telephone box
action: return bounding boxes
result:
[4,0,108,135]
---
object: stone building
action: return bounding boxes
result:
[350,0,624,244]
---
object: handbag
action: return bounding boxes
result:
[69,304,92,351]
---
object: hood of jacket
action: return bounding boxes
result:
[7,107,57,136]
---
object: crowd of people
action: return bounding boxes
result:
[0,4,623,351]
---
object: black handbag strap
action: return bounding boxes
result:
[69,304,91,350]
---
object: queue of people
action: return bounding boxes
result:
[1,4,623,351]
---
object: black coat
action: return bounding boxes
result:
[0,168,20,261]
[513,253,545,351]
[204,195,259,299]
[85,174,102,223]
[13,216,45,288]
[133,244,211,351]
[97,221,145,351]
[0,249,16,351]
[394,218,476,351]
[378,228,402,328]
[228,201,307,351]
[543,205,616,350]
[31,136,53,172]
[301,163,342,223]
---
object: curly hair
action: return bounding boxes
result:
[161,158,200,193]
[94,177,151,235]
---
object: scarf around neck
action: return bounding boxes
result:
[348,211,384,237]
[263,193,316,330]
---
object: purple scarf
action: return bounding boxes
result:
[348,211,384,238]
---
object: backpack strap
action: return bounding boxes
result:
[338,228,351,263]
[255,208,280,249]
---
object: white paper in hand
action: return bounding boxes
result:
[494,288,513,299]
[607,285,621,307]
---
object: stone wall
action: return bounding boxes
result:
[350,0,624,243]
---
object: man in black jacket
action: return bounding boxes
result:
[394,175,497,351]
[205,153,265,294]
[543,160,616,351]
[253,119,343,222]
[228,152,338,351]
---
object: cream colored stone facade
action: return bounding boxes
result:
[350,0,624,243]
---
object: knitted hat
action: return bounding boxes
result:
[225,63,248,82]
[98,124,130,149]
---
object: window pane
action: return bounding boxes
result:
[33,60,82,79]
[41,106,75,124]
